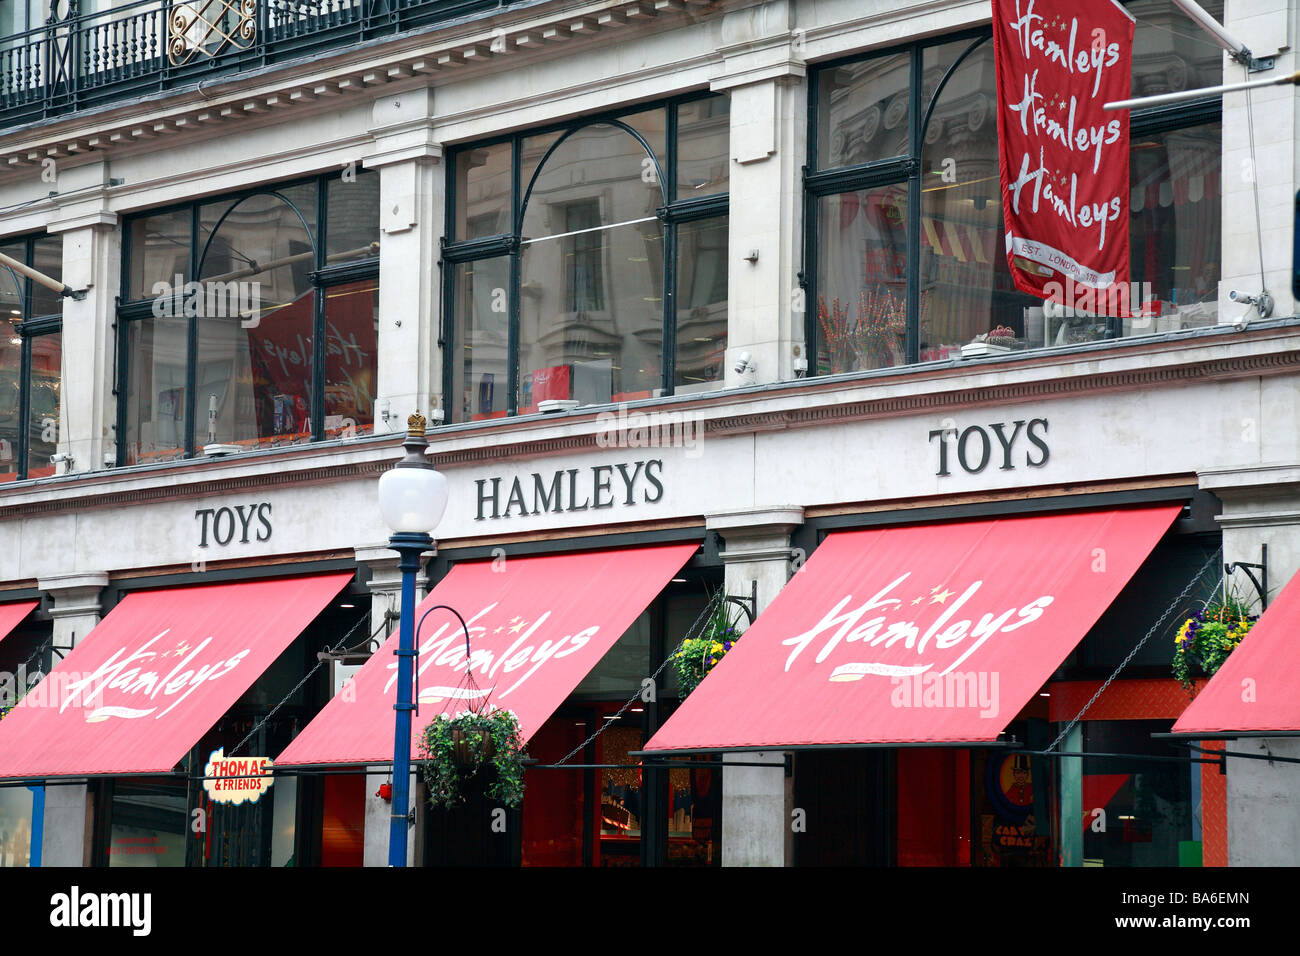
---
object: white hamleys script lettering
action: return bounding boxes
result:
[781,574,1053,676]
[59,630,249,721]
[385,603,597,699]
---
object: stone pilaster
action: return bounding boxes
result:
[705,505,803,866]
[365,88,444,430]
[34,570,109,867]
[1199,463,1300,866]
[713,1,807,386]
[47,163,120,474]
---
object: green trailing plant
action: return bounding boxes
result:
[672,592,746,699]
[418,707,527,811]
[0,679,31,722]
[1172,589,1258,693]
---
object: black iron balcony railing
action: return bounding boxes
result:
[0,0,503,129]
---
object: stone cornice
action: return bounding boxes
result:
[0,0,719,184]
[0,325,1298,521]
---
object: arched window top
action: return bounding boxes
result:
[0,262,23,316]
[519,119,667,240]
[197,185,317,287]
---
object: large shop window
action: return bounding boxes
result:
[444,94,730,422]
[804,1,1224,374]
[117,170,380,465]
[0,233,62,483]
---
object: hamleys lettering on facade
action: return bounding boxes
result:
[992,0,1135,312]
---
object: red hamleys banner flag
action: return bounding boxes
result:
[992,0,1135,314]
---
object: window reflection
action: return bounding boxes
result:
[452,258,509,422]
[814,23,1223,369]
[1080,720,1195,866]
[325,171,381,264]
[816,186,908,374]
[122,173,379,460]
[125,314,189,464]
[128,208,191,303]
[919,39,1033,358]
[677,98,730,197]
[676,216,728,391]
[447,96,729,421]
[25,331,59,478]
[455,141,513,241]
[322,280,377,438]
[818,51,911,168]
[0,785,33,867]
[0,317,20,481]
[519,122,666,409]
[107,780,188,867]
[0,236,62,482]
[197,189,317,451]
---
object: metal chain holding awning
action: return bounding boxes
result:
[1043,547,1224,754]
[225,608,377,759]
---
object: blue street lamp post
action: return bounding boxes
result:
[377,413,448,868]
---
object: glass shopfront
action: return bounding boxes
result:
[419,568,724,867]
[0,233,62,483]
[782,498,1224,868]
[1080,720,1196,867]
[0,784,35,867]
[444,93,731,422]
[75,576,370,868]
[806,2,1225,374]
[118,170,380,463]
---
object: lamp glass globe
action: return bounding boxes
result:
[378,466,448,534]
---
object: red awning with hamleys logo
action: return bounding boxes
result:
[277,543,697,767]
[644,507,1179,751]
[1171,567,1300,737]
[0,573,351,779]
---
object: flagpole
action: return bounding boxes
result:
[1105,70,1300,111]
[1168,0,1253,62]
[1103,0,1285,112]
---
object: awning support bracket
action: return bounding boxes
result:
[1225,544,1268,610]
[724,581,757,627]
[1170,739,1300,769]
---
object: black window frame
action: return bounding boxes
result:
[802,24,1223,373]
[115,170,380,465]
[0,232,63,483]
[441,91,730,422]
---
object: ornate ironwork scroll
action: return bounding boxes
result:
[168,0,257,66]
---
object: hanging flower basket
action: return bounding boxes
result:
[419,708,526,811]
[672,592,747,699]
[1172,591,1258,694]
[451,725,496,766]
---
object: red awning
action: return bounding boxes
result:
[277,543,697,767]
[0,573,351,778]
[1172,568,1300,737]
[0,601,38,647]
[644,506,1180,752]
